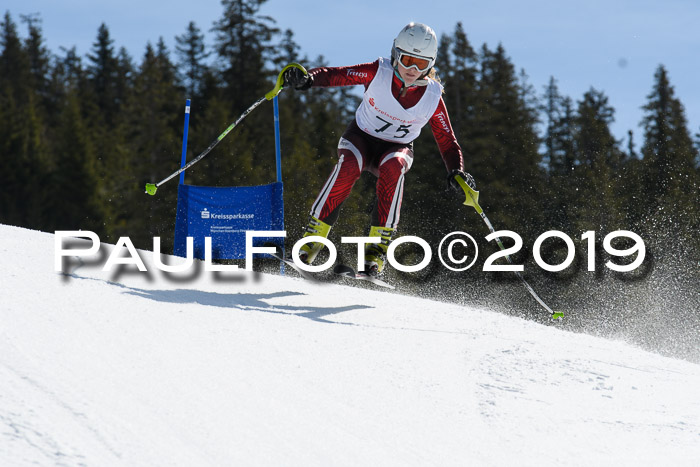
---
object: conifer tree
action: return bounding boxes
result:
[640,66,698,206]
[124,40,181,247]
[87,23,120,123]
[447,22,478,140]
[434,33,453,82]
[206,0,280,189]
[83,24,135,240]
[541,77,576,175]
[540,77,576,230]
[638,65,699,246]
[568,88,626,232]
[175,21,210,100]
[0,12,49,229]
[115,47,134,107]
[212,0,278,111]
[47,89,105,232]
[48,46,85,110]
[20,14,50,105]
[470,43,543,238]
[0,12,28,224]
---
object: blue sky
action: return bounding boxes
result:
[7,0,700,144]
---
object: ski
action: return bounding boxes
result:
[333,264,395,290]
[262,243,320,283]
[263,243,394,289]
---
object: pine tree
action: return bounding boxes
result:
[175,21,209,100]
[568,88,627,232]
[541,77,576,175]
[446,22,478,140]
[20,14,50,105]
[470,43,543,239]
[82,24,135,240]
[205,0,280,189]
[46,88,105,232]
[540,77,576,230]
[124,40,181,248]
[47,46,84,111]
[638,65,699,246]
[0,12,50,229]
[434,33,453,81]
[640,66,698,207]
[86,23,120,124]
[212,0,278,111]
[0,12,27,224]
[115,47,134,109]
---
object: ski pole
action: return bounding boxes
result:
[454,175,564,320]
[145,63,308,196]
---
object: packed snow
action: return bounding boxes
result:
[1,224,699,466]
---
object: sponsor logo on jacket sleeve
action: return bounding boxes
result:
[347,69,368,79]
[435,111,450,133]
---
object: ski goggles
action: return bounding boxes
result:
[397,51,433,72]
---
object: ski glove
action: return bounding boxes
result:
[283,67,312,90]
[448,169,477,192]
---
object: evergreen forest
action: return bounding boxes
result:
[1,2,698,357]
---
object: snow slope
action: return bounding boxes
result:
[1,224,699,466]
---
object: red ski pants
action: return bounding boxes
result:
[310,120,414,229]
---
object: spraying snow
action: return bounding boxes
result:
[1,224,698,466]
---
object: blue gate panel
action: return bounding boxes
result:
[174,182,284,260]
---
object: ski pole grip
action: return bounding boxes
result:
[266,63,308,100]
[455,175,482,213]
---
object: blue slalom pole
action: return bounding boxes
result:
[273,95,285,274]
[178,99,191,185]
[273,96,282,183]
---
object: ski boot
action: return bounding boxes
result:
[362,226,395,277]
[296,216,332,265]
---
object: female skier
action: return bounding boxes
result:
[283,22,476,276]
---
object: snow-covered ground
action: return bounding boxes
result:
[1,224,699,466]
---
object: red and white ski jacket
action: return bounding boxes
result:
[307,59,465,173]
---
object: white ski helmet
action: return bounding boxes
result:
[391,22,438,72]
